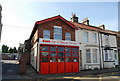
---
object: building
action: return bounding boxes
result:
[27,14,119,74]
[18,43,25,53]
[0,5,2,41]
[70,15,119,69]
[71,17,101,70]
[99,30,118,68]
[29,15,80,74]
[117,31,120,64]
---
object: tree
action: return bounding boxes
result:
[2,45,9,53]
[8,47,18,53]
[2,45,18,53]
[13,47,18,53]
[8,47,14,53]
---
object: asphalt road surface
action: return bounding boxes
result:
[2,60,19,75]
[2,60,120,81]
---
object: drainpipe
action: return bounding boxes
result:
[98,32,102,69]
[100,33,104,68]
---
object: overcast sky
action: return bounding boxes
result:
[1,0,118,48]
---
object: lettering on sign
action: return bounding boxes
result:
[39,38,79,46]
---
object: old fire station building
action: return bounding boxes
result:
[29,15,80,74]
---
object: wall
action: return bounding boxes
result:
[100,33,118,68]
[76,28,100,70]
[38,19,75,41]
[30,18,76,72]
[30,43,38,70]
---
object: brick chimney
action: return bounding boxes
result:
[71,13,79,23]
[82,18,89,25]
[98,24,105,29]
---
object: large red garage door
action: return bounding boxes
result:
[40,45,79,74]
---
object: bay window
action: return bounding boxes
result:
[86,49,91,63]
[93,49,98,63]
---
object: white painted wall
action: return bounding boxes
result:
[30,43,38,70]
[75,28,100,70]
[37,44,40,72]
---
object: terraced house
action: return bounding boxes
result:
[26,14,119,74]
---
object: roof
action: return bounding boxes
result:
[69,21,117,35]
[29,15,77,39]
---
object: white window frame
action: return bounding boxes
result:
[104,50,113,61]
[114,50,117,60]
[105,51,108,61]
[65,32,71,41]
[86,49,91,63]
[43,30,50,39]
[109,50,113,60]
[93,49,98,63]
[93,33,97,43]
[54,26,62,40]
[84,31,89,43]
[104,35,109,45]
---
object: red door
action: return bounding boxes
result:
[73,62,79,72]
[58,62,64,73]
[65,62,72,73]
[40,62,49,74]
[50,62,57,74]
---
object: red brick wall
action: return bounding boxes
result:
[31,29,38,47]
[38,19,75,41]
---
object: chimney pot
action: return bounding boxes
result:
[82,17,89,25]
[98,24,105,29]
[71,13,79,23]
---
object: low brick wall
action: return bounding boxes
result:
[19,53,29,75]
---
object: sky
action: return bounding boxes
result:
[0,0,119,48]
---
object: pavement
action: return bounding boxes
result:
[1,60,120,81]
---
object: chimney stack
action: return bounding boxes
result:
[98,24,105,29]
[82,18,89,25]
[71,13,79,23]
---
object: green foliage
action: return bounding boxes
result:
[2,45,9,53]
[2,45,18,53]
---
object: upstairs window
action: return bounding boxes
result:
[65,32,71,41]
[83,31,89,43]
[104,35,109,45]
[54,26,62,40]
[43,30,50,39]
[93,33,97,43]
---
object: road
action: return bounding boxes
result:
[2,60,19,76]
[1,60,120,81]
